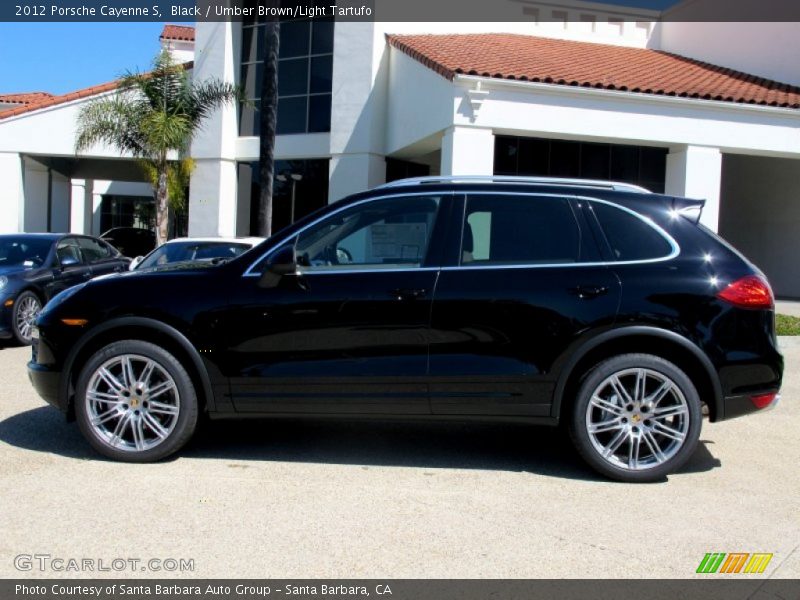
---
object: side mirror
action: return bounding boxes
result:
[258,243,300,288]
[59,255,80,268]
[129,256,144,271]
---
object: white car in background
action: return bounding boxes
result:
[129,237,265,271]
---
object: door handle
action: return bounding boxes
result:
[571,285,609,299]
[390,288,427,301]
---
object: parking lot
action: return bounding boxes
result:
[0,341,798,579]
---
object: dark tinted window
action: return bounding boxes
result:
[56,238,84,264]
[240,17,334,136]
[0,237,52,267]
[462,195,581,265]
[493,136,668,193]
[78,237,113,263]
[591,201,673,261]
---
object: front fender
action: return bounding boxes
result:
[60,316,216,415]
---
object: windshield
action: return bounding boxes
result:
[0,237,52,268]
[137,241,252,270]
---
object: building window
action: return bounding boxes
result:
[385,158,430,183]
[238,159,330,236]
[100,196,154,231]
[239,14,334,136]
[494,136,667,193]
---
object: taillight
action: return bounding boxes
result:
[750,392,778,409]
[717,275,774,309]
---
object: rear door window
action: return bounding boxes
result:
[461,195,585,266]
[77,237,113,263]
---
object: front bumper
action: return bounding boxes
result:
[0,296,14,339]
[27,361,64,410]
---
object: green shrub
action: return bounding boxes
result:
[776,314,800,336]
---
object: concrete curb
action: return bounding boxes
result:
[778,336,800,348]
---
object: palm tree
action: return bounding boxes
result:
[75,51,243,245]
[257,18,280,237]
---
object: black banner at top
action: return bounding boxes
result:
[2,0,800,22]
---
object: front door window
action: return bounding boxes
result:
[294,195,441,271]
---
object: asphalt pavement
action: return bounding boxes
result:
[0,342,797,579]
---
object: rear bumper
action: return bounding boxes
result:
[27,361,65,411]
[722,391,780,421]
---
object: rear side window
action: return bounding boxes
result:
[590,201,673,261]
[77,237,113,263]
[462,195,582,265]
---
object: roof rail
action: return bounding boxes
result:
[375,175,651,194]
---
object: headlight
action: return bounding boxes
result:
[0,276,7,290]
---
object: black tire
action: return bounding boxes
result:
[75,340,198,462]
[11,290,42,345]
[568,353,702,483]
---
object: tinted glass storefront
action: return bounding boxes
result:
[237,159,329,236]
[239,16,334,136]
[495,136,668,193]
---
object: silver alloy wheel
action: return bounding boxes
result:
[15,295,41,341]
[585,367,690,471]
[85,354,180,452]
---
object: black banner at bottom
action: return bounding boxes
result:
[3,579,799,600]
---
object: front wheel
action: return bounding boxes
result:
[12,291,41,345]
[569,354,702,482]
[75,340,198,462]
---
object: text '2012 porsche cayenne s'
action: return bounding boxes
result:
[28,177,782,482]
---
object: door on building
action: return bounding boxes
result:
[224,192,451,414]
[428,193,621,417]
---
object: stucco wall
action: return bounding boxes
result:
[659,21,800,87]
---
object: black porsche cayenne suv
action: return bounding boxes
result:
[27,176,782,482]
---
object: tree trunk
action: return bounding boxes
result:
[257,18,280,238]
[156,170,169,246]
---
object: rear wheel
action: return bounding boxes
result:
[75,340,198,462]
[12,291,41,345]
[569,354,702,482]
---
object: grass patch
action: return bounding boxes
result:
[776,314,800,336]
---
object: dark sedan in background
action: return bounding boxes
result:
[0,234,129,344]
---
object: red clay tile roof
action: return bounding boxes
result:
[160,25,195,42]
[387,33,800,109]
[0,92,54,105]
[0,63,193,120]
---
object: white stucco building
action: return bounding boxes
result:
[2,2,800,294]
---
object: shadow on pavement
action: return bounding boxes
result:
[0,406,721,482]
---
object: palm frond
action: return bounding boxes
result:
[75,94,147,156]
[186,80,248,127]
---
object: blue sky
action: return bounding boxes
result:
[0,23,167,95]
[0,0,681,96]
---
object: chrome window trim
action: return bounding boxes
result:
[242,190,680,277]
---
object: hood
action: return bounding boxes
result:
[0,264,39,277]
